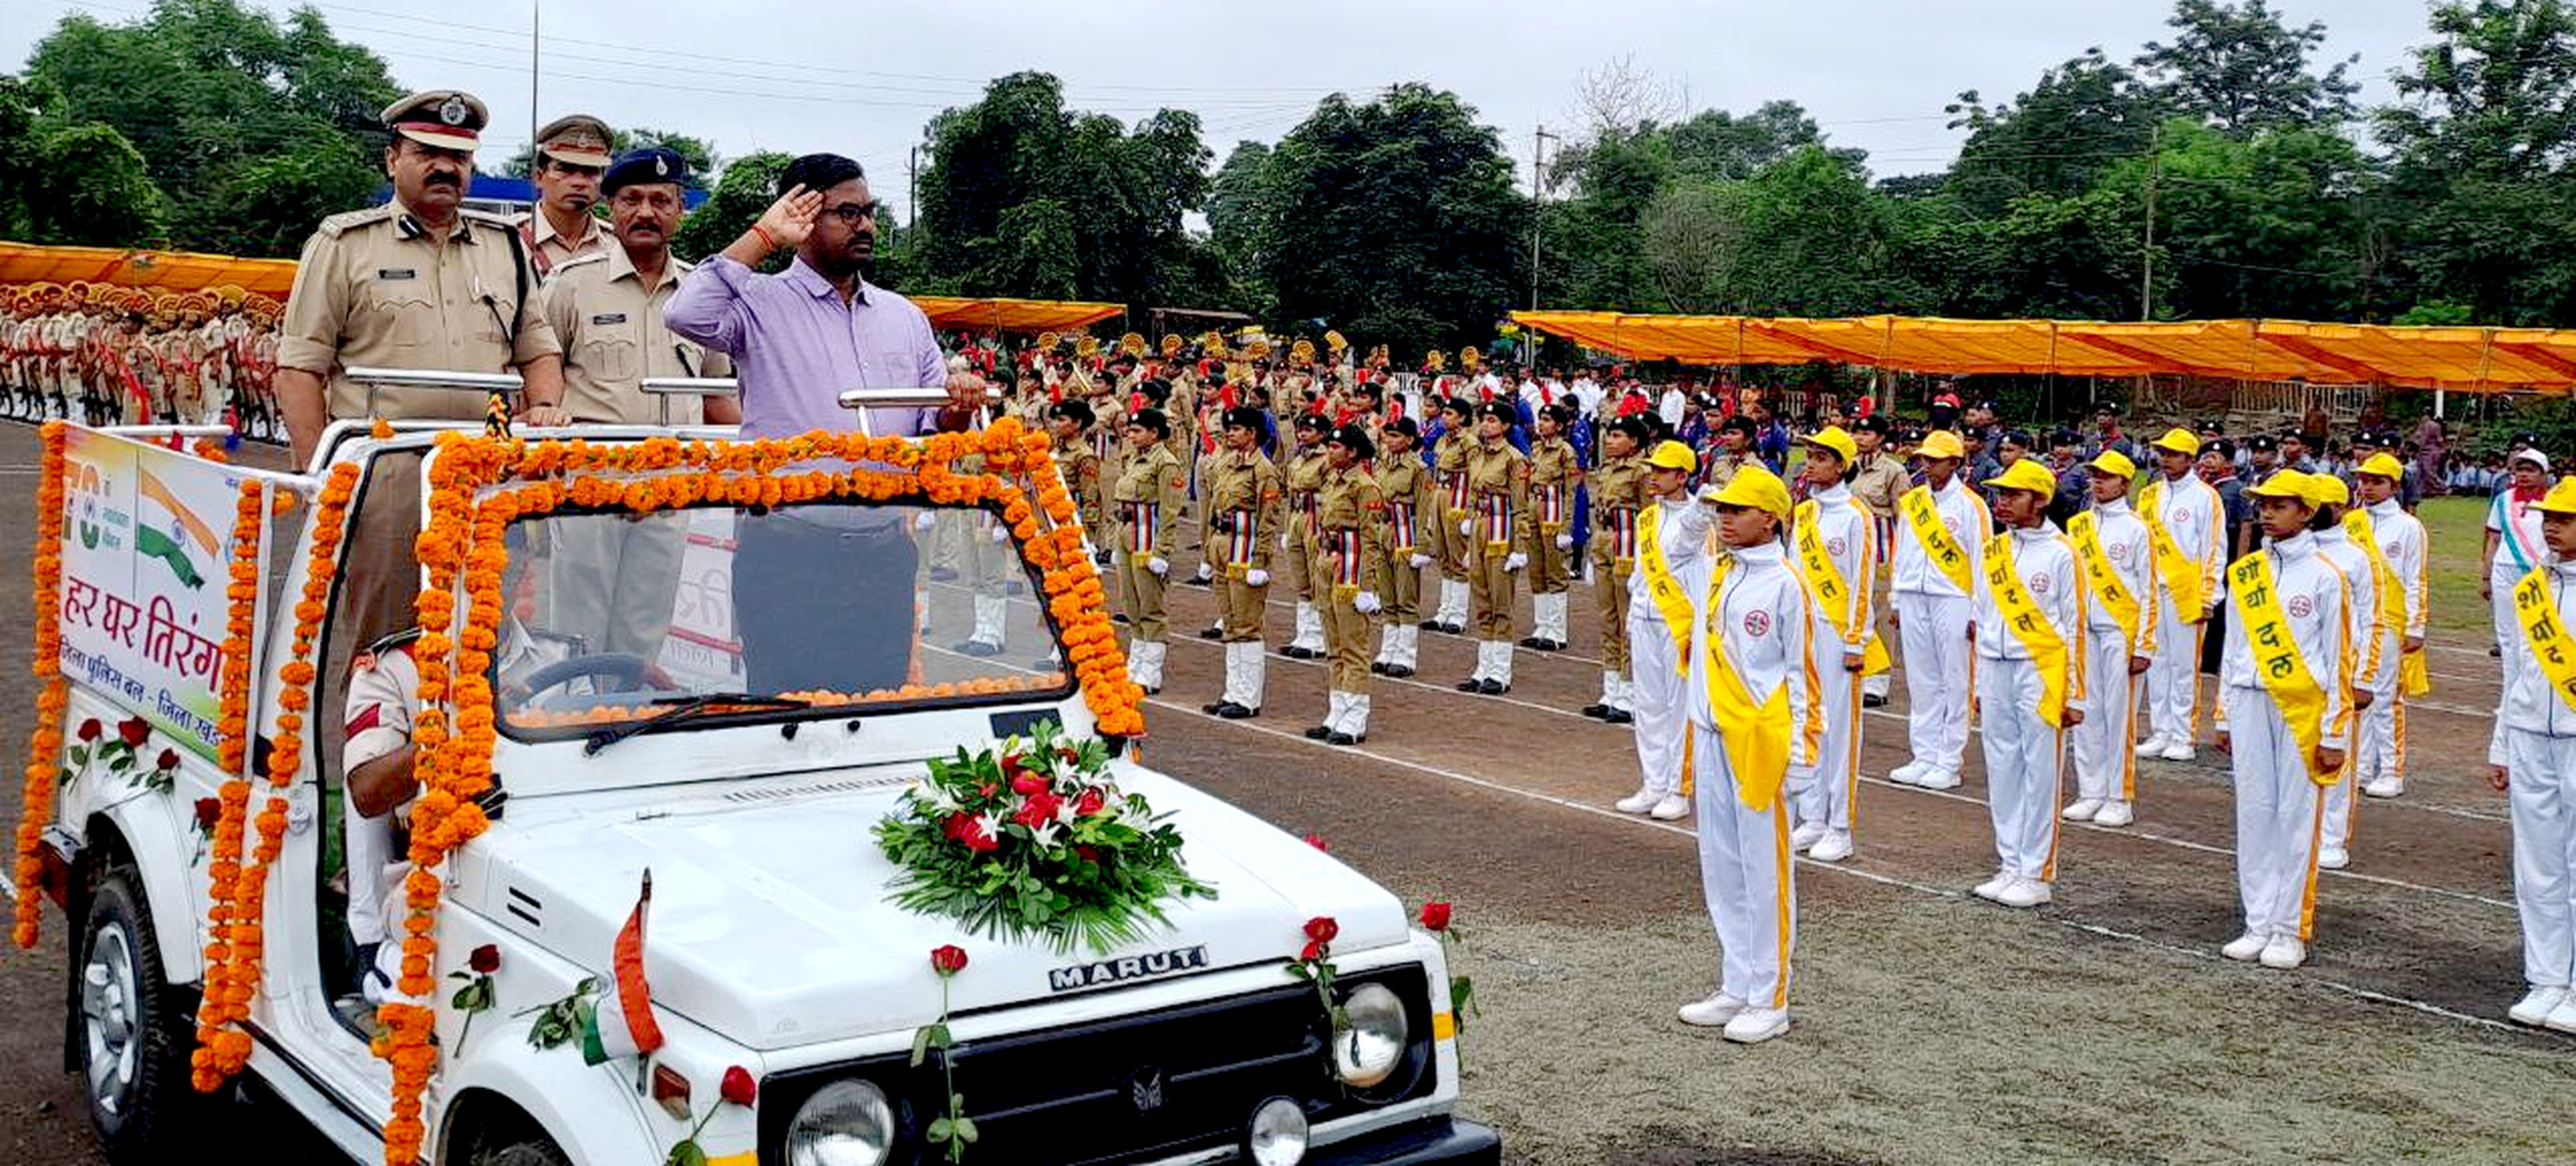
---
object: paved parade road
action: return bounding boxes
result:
[1,422,2572,1164]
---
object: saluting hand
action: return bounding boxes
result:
[755,184,825,252]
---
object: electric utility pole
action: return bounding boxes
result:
[2140,122,2161,321]
[1531,124,1557,311]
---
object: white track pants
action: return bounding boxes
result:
[2506,729,2576,989]
[1794,652,1863,835]
[1692,724,1795,1009]
[2070,628,2139,805]
[2353,685,2406,788]
[1630,618,1689,797]
[2142,595,2205,744]
[1894,591,1972,773]
[1978,655,2063,880]
[2224,686,2325,941]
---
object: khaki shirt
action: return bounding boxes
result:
[1526,437,1579,534]
[1702,450,1755,490]
[1850,450,1909,518]
[1283,446,1329,538]
[1375,454,1431,557]
[1203,448,1283,571]
[1052,435,1103,536]
[539,247,731,424]
[279,201,560,422]
[1314,463,1386,593]
[1465,437,1533,547]
[1112,442,1188,555]
[521,207,608,277]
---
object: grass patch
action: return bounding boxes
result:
[2421,496,2497,636]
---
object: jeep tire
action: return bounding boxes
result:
[76,863,196,1164]
[460,1130,574,1166]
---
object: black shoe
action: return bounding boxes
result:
[1417,619,1443,632]
[1387,665,1415,679]
[1371,661,1390,674]
[1112,613,1130,625]
[1545,639,1569,651]
[1579,702,1611,719]
[953,640,1004,657]
[1862,693,1888,708]
[1183,575,1213,589]
[1603,708,1634,725]
[1476,679,1509,695]
[1204,699,1234,715]
[1291,646,1323,659]
[1218,703,1258,720]
[1441,622,1466,635]
[1519,635,1548,649]
[1198,627,1224,640]
[930,567,958,582]
[1456,678,1483,692]
[1304,724,1333,740]
[1327,732,1359,746]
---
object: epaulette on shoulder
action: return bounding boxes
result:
[459,207,522,229]
[363,627,422,656]
[315,204,399,239]
[548,251,610,277]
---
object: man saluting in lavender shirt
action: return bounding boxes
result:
[664,153,990,693]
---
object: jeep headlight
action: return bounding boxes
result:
[785,1079,895,1166]
[1332,982,1409,1088]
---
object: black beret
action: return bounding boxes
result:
[1330,423,1375,459]
[602,146,690,194]
[1475,401,1517,424]
[1384,416,1420,441]
[1608,415,1653,445]
[1221,406,1267,432]
[1293,411,1330,432]
[1853,414,1891,435]
[2246,434,2278,451]
[1126,408,1169,438]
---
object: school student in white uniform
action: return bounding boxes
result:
[1615,440,1718,822]
[2135,428,2226,762]
[1785,427,1879,864]
[1971,460,2087,908]
[1675,464,1818,1045]
[2485,449,2552,771]
[2306,473,2389,871]
[1887,429,1988,792]
[2497,476,2576,1031]
[2350,454,2428,800]
[2213,471,2351,972]
[2064,450,2157,829]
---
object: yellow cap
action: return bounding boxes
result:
[1916,430,1965,461]
[1707,463,1794,520]
[2150,427,2201,456]
[1644,440,1697,473]
[1983,458,2058,502]
[2304,473,2351,508]
[2356,453,2404,481]
[2087,449,2138,479]
[2535,476,2576,517]
[2245,468,2314,502]
[1799,426,1857,464]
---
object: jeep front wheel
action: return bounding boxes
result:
[77,864,195,1164]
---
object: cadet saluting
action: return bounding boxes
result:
[1615,440,1715,821]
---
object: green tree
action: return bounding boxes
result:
[1947,48,2163,217]
[2136,0,2361,134]
[1253,84,1527,351]
[0,74,165,246]
[668,150,791,266]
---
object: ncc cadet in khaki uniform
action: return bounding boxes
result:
[1521,404,1581,652]
[275,89,567,661]
[1702,415,1759,489]
[1587,415,1652,722]
[1305,423,1389,745]
[1047,400,1105,542]
[1426,397,1477,635]
[1113,409,1188,694]
[536,146,736,659]
[1849,415,1911,707]
[1372,418,1433,678]
[519,115,614,278]
[1278,413,1333,659]
[1202,406,1284,718]
[1458,401,1534,694]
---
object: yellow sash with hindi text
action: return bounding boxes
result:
[1638,501,1699,674]
[1792,500,1890,676]
[2513,567,2576,715]
[2139,481,2206,616]
[2346,510,2430,698]
[1703,557,1790,811]
[1899,485,1976,594]
[2227,552,2337,785]
[1982,533,2072,727]
[2068,512,2142,651]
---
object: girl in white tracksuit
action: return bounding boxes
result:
[1888,434,1989,791]
[2497,480,2576,1031]
[1677,465,1818,1045]
[1971,464,2087,908]
[1616,442,1718,820]
[2214,473,2351,972]
[2308,480,2389,872]
[1789,431,1876,863]
[2065,457,2156,829]
[2350,465,2428,798]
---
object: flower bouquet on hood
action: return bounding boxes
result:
[875,718,1215,955]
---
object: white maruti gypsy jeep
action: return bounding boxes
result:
[25,401,1497,1166]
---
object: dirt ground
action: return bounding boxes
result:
[0,423,2567,1164]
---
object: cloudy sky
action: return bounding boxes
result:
[13,0,2438,219]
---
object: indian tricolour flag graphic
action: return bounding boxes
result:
[581,871,667,1065]
[134,466,218,589]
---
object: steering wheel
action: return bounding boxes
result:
[510,653,676,704]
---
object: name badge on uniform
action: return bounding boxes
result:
[376,268,416,280]
[589,313,627,325]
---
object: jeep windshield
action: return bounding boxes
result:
[492,500,1074,737]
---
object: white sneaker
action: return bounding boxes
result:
[1994,877,2052,908]
[1806,830,1853,863]
[1722,1007,1790,1044]
[2544,999,2576,1035]
[1972,871,2014,901]
[2222,932,2268,962]
[1677,991,1746,1027]
[2362,776,2404,799]
[2259,934,2307,969]
[2509,985,2568,1027]
[2092,801,2134,827]
[1649,794,1692,822]
[1887,760,1928,786]
[1916,767,1963,790]
[1789,822,1828,852]
[2060,798,2104,823]
[1613,789,1658,815]
[2133,735,2171,758]
[2317,846,2350,870]
[2158,740,2197,761]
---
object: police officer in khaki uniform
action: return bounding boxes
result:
[1278,413,1332,659]
[1306,423,1388,745]
[1371,417,1433,677]
[1587,415,1651,722]
[1458,401,1533,694]
[1202,406,1283,718]
[1521,403,1580,652]
[1426,397,1477,635]
[521,114,614,277]
[1848,414,1910,707]
[1113,409,1187,693]
[276,89,567,659]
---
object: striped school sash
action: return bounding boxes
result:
[1538,483,1565,529]
[1443,470,1470,516]
[1124,502,1158,553]
[1607,508,1637,567]
[1226,509,1258,575]
[1389,501,1417,555]
[1481,495,1512,551]
[1330,529,1364,597]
